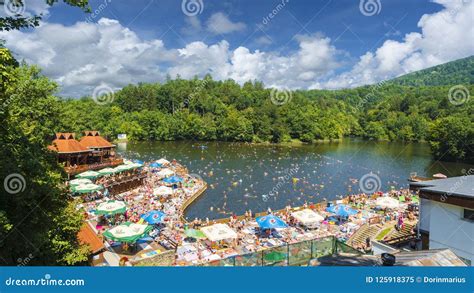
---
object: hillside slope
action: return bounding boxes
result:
[387,55,474,86]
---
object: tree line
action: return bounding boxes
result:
[58,74,473,163]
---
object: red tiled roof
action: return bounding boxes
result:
[78,223,105,255]
[79,131,114,149]
[48,133,91,154]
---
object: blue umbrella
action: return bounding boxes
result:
[163,175,183,184]
[326,204,358,217]
[256,215,288,229]
[149,162,162,168]
[141,210,165,225]
[134,160,144,165]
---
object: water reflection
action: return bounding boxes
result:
[118,139,473,219]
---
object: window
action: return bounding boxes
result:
[463,209,474,222]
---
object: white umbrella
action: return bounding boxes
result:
[153,186,174,196]
[292,209,324,226]
[376,197,400,209]
[157,168,174,177]
[201,223,237,242]
[156,158,170,165]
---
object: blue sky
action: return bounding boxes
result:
[1,0,472,96]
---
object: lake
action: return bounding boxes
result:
[117,139,473,220]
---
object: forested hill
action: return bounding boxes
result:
[387,55,474,86]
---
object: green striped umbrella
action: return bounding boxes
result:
[76,170,100,179]
[103,222,152,243]
[113,164,134,173]
[72,183,103,193]
[95,200,126,216]
[69,178,92,186]
[98,167,116,176]
[185,228,206,239]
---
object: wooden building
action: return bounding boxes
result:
[48,132,91,167]
[49,131,123,176]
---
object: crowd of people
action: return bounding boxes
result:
[76,160,420,266]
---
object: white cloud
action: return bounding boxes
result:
[316,0,474,88]
[0,0,472,96]
[206,12,246,34]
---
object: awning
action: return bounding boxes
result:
[291,209,324,225]
[200,223,237,242]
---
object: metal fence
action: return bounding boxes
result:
[201,236,360,266]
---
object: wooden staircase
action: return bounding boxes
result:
[347,224,381,248]
[382,223,416,246]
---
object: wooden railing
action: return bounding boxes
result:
[64,158,124,175]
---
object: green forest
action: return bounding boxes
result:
[58,57,474,163]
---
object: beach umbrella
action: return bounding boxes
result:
[157,168,174,177]
[103,222,152,243]
[149,162,162,168]
[184,228,206,239]
[95,200,126,216]
[264,251,287,262]
[376,197,400,209]
[128,162,143,168]
[153,186,174,196]
[98,167,116,176]
[256,215,288,229]
[326,204,358,217]
[72,183,103,193]
[69,178,92,186]
[141,210,165,225]
[113,164,135,172]
[156,158,170,165]
[291,209,324,226]
[133,160,144,165]
[76,170,99,179]
[163,175,183,184]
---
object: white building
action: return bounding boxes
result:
[410,175,474,265]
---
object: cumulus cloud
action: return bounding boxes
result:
[206,12,246,34]
[0,0,472,96]
[316,0,474,88]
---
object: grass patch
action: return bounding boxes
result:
[376,227,392,241]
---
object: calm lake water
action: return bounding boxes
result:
[117,139,473,220]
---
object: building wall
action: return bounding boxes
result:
[419,198,432,232]
[427,201,473,265]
